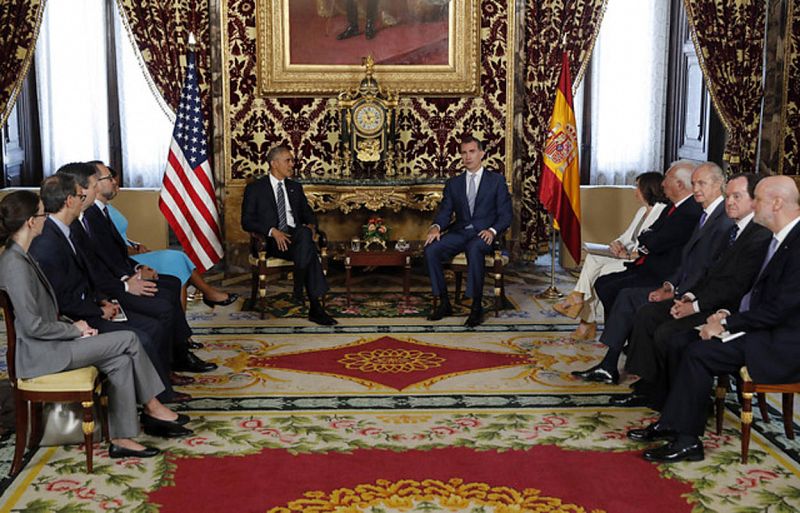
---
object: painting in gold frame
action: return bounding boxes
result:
[256,0,481,95]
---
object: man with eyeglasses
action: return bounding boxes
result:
[29,172,190,409]
[241,145,336,325]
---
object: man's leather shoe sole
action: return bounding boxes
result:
[169,373,196,386]
[643,441,704,463]
[109,444,161,459]
[336,26,360,40]
[571,365,619,385]
[627,422,677,442]
[609,393,648,407]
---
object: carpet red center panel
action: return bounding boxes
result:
[250,336,533,390]
[148,445,693,513]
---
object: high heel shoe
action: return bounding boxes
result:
[570,321,597,340]
[553,292,584,319]
[202,293,239,308]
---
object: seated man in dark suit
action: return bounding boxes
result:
[60,163,216,378]
[572,161,720,384]
[622,173,772,408]
[591,161,702,320]
[241,145,336,326]
[628,176,800,463]
[29,173,187,408]
[424,135,512,327]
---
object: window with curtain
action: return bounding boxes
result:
[34,0,173,186]
[583,0,671,184]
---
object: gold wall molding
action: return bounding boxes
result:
[304,184,444,213]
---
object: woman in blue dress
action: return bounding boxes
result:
[103,166,237,309]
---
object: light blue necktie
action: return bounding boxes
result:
[467,173,477,216]
[276,182,288,232]
[698,211,708,228]
[738,237,779,312]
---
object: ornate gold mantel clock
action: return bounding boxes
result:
[337,56,399,177]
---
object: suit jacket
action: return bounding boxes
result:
[69,218,130,298]
[29,218,105,320]
[725,221,800,383]
[665,200,733,293]
[0,241,81,378]
[687,220,772,313]
[433,169,512,236]
[630,196,703,280]
[241,176,318,237]
[84,203,137,278]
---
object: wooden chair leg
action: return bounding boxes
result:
[715,377,728,435]
[29,402,43,449]
[11,396,28,476]
[100,394,110,442]
[250,266,259,304]
[741,391,754,464]
[782,393,795,439]
[454,271,463,304]
[493,272,501,317]
[81,400,94,473]
[257,262,267,321]
[758,392,770,423]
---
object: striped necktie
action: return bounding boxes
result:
[276,182,288,232]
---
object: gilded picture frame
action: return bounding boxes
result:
[256,0,481,95]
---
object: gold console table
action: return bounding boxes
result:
[301,179,445,214]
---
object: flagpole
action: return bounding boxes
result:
[536,214,563,299]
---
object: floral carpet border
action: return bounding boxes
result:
[191,323,586,335]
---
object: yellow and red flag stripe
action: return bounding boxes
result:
[538,50,582,262]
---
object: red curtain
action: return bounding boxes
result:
[116,0,211,124]
[0,0,45,126]
[684,0,766,173]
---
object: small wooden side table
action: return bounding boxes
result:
[345,249,413,306]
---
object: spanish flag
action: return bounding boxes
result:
[538,50,582,262]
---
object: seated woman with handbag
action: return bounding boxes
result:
[0,190,191,459]
[553,172,667,340]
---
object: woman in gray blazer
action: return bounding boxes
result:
[0,191,191,459]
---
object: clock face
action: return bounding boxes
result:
[353,102,385,135]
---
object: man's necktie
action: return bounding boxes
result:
[467,173,477,216]
[81,216,91,238]
[728,224,740,247]
[698,211,708,228]
[276,182,288,232]
[738,237,779,312]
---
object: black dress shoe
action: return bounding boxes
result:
[627,421,677,442]
[365,21,376,39]
[141,413,194,438]
[309,309,337,326]
[173,352,217,373]
[109,443,161,459]
[643,439,704,463]
[464,308,483,328]
[187,340,204,350]
[427,302,453,321]
[202,293,239,308]
[609,393,649,407]
[571,364,619,384]
[336,25,360,40]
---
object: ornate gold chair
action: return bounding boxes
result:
[248,230,328,320]
[0,290,109,475]
[445,237,510,317]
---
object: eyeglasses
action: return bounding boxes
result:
[32,213,48,218]
[76,193,87,201]
[98,175,115,182]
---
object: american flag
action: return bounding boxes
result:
[159,48,224,272]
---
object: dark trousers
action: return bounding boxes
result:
[424,229,492,300]
[87,312,174,400]
[660,337,746,436]
[345,0,378,27]
[267,225,328,300]
[594,269,661,323]
[597,286,652,354]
